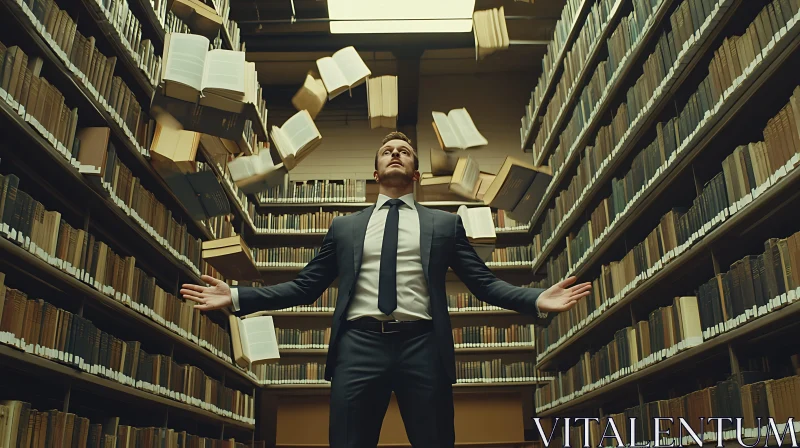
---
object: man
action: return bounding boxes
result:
[181,131,590,448]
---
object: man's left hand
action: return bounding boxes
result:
[536,276,591,313]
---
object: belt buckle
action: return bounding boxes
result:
[381,321,400,334]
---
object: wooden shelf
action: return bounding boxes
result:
[0,0,213,243]
[520,0,594,152]
[0,344,255,431]
[277,346,536,356]
[533,0,631,166]
[537,299,800,416]
[530,0,741,274]
[0,94,205,287]
[0,236,257,387]
[536,164,800,371]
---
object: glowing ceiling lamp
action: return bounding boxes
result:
[327,0,476,34]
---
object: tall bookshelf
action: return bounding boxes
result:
[0,0,265,443]
[523,0,800,444]
[244,181,551,447]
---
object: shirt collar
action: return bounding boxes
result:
[375,193,416,212]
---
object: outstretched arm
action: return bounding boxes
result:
[449,215,588,323]
[182,219,340,314]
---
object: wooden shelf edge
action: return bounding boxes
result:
[0,236,257,387]
[536,164,800,370]
[537,299,800,416]
[0,344,255,431]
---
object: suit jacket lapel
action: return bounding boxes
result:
[352,205,375,279]
[416,203,434,284]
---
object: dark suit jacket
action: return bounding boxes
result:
[235,202,554,383]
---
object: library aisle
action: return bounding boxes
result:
[0,0,799,446]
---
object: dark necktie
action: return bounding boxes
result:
[378,198,404,315]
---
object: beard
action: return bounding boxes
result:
[379,164,414,186]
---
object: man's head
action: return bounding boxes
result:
[374,131,420,187]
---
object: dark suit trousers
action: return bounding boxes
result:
[329,324,455,448]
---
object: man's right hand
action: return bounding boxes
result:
[181,275,232,311]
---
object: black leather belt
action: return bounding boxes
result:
[347,317,433,334]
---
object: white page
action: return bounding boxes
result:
[382,76,397,117]
[367,77,383,119]
[242,316,280,362]
[227,151,274,180]
[163,33,209,91]
[432,111,464,149]
[316,57,348,94]
[448,108,487,148]
[201,49,245,95]
[281,110,320,154]
[332,46,372,87]
[237,316,251,360]
[468,207,496,239]
[457,205,472,236]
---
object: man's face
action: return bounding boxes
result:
[375,139,419,183]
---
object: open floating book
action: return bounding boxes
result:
[316,46,371,99]
[473,7,509,60]
[457,205,496,261]
[227,150,288,194]
[229,313,280,368]
[367,75,398,129]
[292,72,328,119]
[432,108,488,150]
[161,33,260,114]
[430,146,462,176]
[483,156,552,223]
[270,110,322,170]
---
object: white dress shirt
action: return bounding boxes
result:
[231,192,546,318]
[346,193,431,321]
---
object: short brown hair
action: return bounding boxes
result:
[375,131,419,170]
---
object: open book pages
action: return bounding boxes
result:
[449,157,482,200]
[292,72,328,119]
[483,156,552,215]
[316,46,372,99]
[162,33,247,108]
[458,205,496,243]
[227,151,289,194]
[431,108,488,150]
[270,109,322,170]
[170,0,223,38]
[150,122,200,175]
[430,146,463,176]
[367,76,398,129]
[229,314,280,368]
[472,6,509,60]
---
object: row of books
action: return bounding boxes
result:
[14,0,156,156]
[536,0,672,165]
[252,210,352,234]
[207,156,258,230]
[696,232,800,339]
[249,245,535,268]
[88,0,164,85]
[0,43,81,162]
[453,324,535,347]
[0,177,240,369]
[275,328,331,349]
[0,400,264,448]
[536,0,617,146]
[257,179,369,204]
[545,372,800,447]
[536,237,800,412]
[81,133,207,276]
[253,360,550,385]
[533,3,799,277]
[0,284,255,423]
[205,214,236,240]
[484,245,536,266]
[519,0,590,142]
[534,0,715,247]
